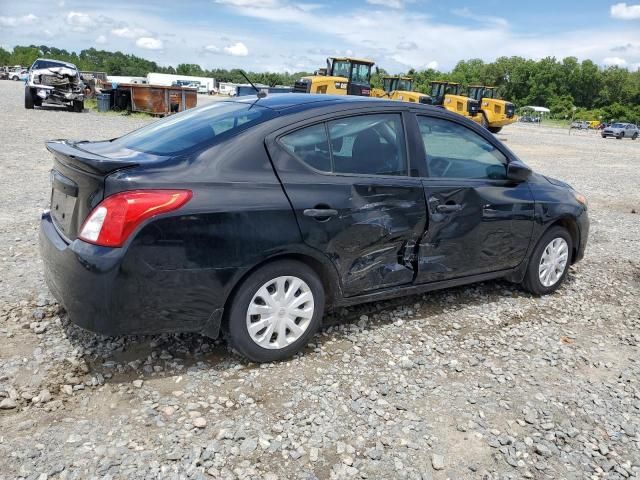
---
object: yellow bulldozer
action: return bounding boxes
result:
[467,85,516,133]
[430,81,481,122]
[293,57,374,96]
[371,75,431,104]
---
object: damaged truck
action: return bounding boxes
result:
[25,59,85,112]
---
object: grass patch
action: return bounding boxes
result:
[84,97,153,119]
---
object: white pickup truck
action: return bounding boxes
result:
[25,58,85,112]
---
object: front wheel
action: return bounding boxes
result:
[226,260,325,362]
[632,133,638,140]
[480,113,488,129]
[73,100,84,113]
[488,126,502,134]
[521,226,573,295]
[24,87,34,109]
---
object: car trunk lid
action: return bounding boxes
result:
[46,140,141,240]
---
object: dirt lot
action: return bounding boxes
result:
[0,79,639,480]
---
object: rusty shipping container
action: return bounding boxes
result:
[110,83,197,115]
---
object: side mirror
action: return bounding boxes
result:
[507,160,532,182]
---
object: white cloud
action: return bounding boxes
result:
[0,14,38,27]
[603,56,627,66]
[610,3,640,20]
[426,60,439,70]
[66,11,94,32]
[397,41,417,50]
[95,35,107,45]
[136,36,164,50]
[216,0,282,6]
[367,0,403,8]
[112,26,150,38]
[224,41,249,56]
[204,44,221,53]
[451,7,508,28]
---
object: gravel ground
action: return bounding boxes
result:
[1,79,639,480]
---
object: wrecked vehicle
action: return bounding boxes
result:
[25,58,85,112]
[39,94,589,362]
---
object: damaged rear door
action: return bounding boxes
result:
[267,111,427,296]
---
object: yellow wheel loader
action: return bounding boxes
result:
[293,57,374,96]
[430,81,480,122]
[467,86,516,133]
[371,76,431,104]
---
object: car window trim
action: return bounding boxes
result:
[273,109,413,179]
[411,110,517,181]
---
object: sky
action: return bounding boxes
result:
[1,0,640,73]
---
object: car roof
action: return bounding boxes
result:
[232,93,424,112]
[34,58,77,68]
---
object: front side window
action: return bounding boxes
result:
[351,63,371,84]
[280,113,407,176]
[418,116,507,180]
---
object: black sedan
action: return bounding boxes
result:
[39,94,589,362]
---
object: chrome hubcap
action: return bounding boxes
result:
[246,276,314,349]
[538,237,569,287]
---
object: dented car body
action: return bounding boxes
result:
[25,59,85,112]
[39,94,589,344]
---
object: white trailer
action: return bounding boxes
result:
[106,75,147,84]
[147,73,216,92]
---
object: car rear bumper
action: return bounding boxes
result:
[39,211,224,338]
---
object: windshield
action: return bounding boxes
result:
[32,60,76,71]
[397,79,412,91]
[332,60,351,79]
[383,78,394,92]
[110,102,276,156]
[351,63,371,84]
[611,123,625,128]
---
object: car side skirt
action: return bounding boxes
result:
[334,266,523,308]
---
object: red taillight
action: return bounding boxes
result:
[79,190,192,247]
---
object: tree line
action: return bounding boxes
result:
[2,45,639,123]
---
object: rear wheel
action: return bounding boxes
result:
[73,100,84,113]
[488,126,502,134]
[24,87,34,109]
[480,113,488,129]
[521,226,573,295]
[226,260,325,362]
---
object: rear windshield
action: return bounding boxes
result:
[110,101,276,156]
[32,60,76,70]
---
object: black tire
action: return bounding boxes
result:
[521,226,573,295]
[24,87,34,109]
[488,126,502,134]
[632,133,638,140]
[226,260,325,362]
[480,113,489,129]
[616,133,623,140]
[73,100,84,113]
[601,134,606,138]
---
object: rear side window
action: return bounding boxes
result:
[279,124,331,172]
[110,102,275,156]
[279,113,407,176]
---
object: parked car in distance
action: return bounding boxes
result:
[197,84,209,94]
[25,58,85,112]
[601,122,639,140]
[9,68,28,81]
[39,94,589,362]
[570,120,589,130]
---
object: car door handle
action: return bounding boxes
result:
[436,204,462,213]
[303,208,338,218]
